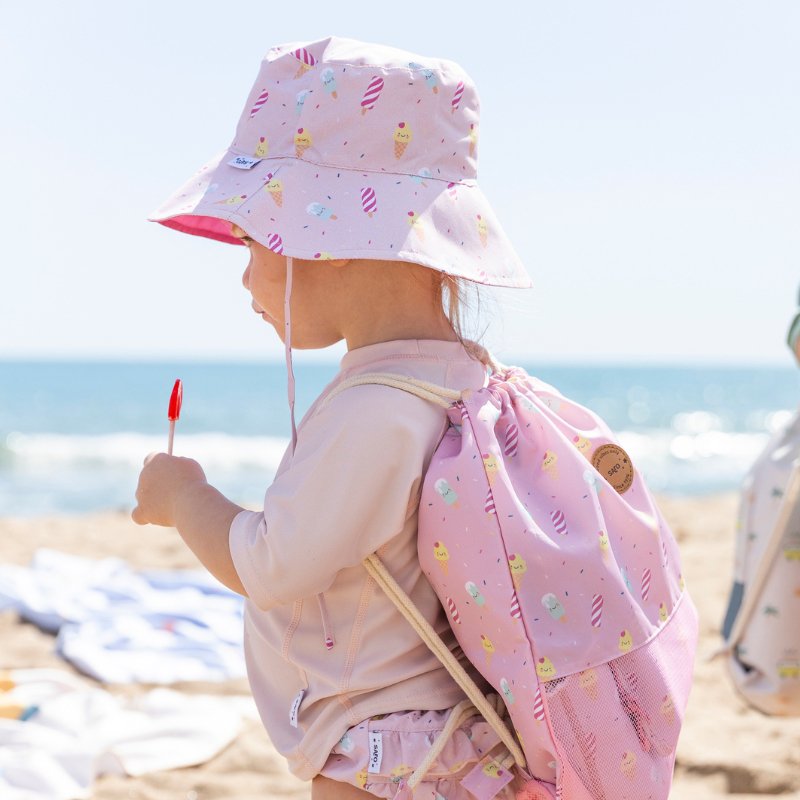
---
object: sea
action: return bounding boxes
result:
[0,360,797,516]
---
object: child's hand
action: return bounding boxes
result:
[132,452,207,527]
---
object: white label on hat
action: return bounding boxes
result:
[228,155,262,170]
[368,731,383,773]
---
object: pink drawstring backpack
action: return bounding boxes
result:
[329,362,700,800]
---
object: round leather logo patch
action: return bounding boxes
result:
[591,443,635,494]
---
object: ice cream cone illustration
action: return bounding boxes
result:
[294,127,312,158]
[659,602,669,623]
[293,47,316,79]
[476,214,488,247]
[407,210,425,241]
[573,434,592,455]
[468,123,478,157]
[621,751,637,780]
[618,629,634,653]
[356,769,368,789]
[254,136,269,158]
[215,193,247,206]
[314,252,334,260]
[433,541,449,575]
[394,122,412,158]
[481,634,495,666]
[660,694,675,724]
[482,452,499,485]
[508,553,527,588]
[265,175,283,207]
[579,669,599,700]
[542,450,559,480]
[536,655,556,680]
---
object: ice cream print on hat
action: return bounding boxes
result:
[150,36,530,289]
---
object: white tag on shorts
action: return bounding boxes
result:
[368,731,383,773]
[289,689,305,728]
[228,155,262,170]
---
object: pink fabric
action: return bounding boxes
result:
[228,339,489,780]
[149,36,531,289]
[416,367,699,797]
[319,705,525,800]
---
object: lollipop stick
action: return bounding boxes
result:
[168,420,176,455]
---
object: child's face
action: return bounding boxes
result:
[231,223,346,349]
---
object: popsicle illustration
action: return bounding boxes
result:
[320,67,338,98]
[296,89,312,115]
[451,81,464,113]
[307,202,338,221]
[465,581,486,606]
[293,47,316,78]
[360,76,384,114]
[249,89,269,118]
[434,477,459,506]
[167,379,183,455]
[542,592,567,622]
[361,187,377,218]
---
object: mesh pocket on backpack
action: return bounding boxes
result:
[542,594,698,800]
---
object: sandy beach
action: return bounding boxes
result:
[1,493,798,799]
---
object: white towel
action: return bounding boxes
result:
[0,549,245,683]
[0,669,253,800]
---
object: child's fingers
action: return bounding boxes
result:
[130,503,148,526]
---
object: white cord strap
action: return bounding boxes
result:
[321,372,463,410]
[404,695,515,790]
[363,554,526,772]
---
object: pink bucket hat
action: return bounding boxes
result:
[149,36,531,290]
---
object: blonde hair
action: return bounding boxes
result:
[435,272,498,371]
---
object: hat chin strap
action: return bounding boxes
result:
[284,256,298,455]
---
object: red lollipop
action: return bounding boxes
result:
[167,379,183,455]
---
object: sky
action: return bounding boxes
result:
[1,1,798,366]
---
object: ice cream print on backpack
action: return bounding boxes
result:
[413,366,699,796]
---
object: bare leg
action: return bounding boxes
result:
[311,775,375,799]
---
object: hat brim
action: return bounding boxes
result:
[149,148,532,288]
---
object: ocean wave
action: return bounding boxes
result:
[2,432,290,472]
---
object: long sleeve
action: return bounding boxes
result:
[228,383,445,610]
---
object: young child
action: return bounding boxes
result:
[133,37,532,799]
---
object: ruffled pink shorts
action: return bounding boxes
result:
[319,705,554,800]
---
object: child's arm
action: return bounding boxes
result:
[132,453,247,596]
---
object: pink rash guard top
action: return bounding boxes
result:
[228,338,490,781]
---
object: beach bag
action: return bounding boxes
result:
[329,364,699,800]
[719,407,800,716]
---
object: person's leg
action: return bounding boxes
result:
[311,775,375,799]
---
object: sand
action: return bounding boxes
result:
[1,494,799,799]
